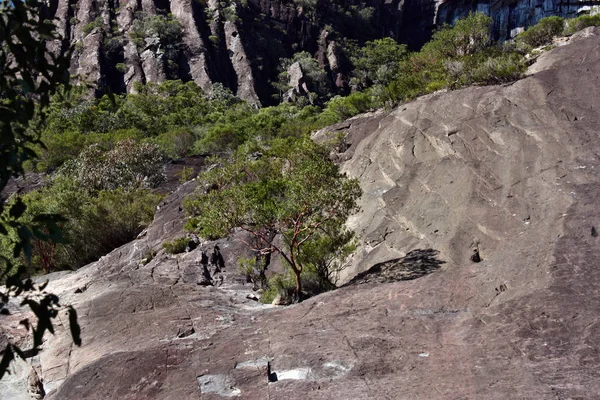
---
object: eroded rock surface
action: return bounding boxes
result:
[4,32,600,400]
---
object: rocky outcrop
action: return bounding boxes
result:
[3,31,600,399]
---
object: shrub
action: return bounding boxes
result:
[154,128,195,158]
[469,53,526,85]
[275,51,330,104]
[320,91,374,123]
[185,137,361,301]
[58,139,166,192]
[176,166,196,183]
[162,237,188,254]
[516,16,564,48]
[115,63,127,73]
[423,12,493,59]
[82,17,103,36]
[104,36,123,58]
[129,12,183,50]
[351,37,408,89]
[3,178,163,273]
[564,14,600,35]
[141,249,157,265]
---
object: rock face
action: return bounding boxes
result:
[5,30,600,400]
[45,0,409,103]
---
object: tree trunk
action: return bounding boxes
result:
[294,270,303,302]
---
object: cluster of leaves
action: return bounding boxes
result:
[82,16,103,36]
[0,0,80,380]
[515,16,565,48]
[350,37,408,90]
[58,139,166,192]
[516,14,600,48]
[184,137,361,300]
[564,13,600,35]
[1,179,162,274]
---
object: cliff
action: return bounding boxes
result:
[44,0,407,104]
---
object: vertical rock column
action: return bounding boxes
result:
[170,0,214,93]
[137,0,166,88]
[117,1,145,92]
[74,0,103,92]
[224,20,261,107]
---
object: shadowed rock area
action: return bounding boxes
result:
[4,30,600,400]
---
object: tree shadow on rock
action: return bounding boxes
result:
[346,249,445,286]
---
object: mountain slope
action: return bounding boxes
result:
[4,27,600,400]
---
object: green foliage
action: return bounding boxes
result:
[424,12,493,59]
[275,51,330,104]
[82,17,103,36]
[162,237,188,254]
[320,91,374,123]
[260,273,296,304]
[141,248,157,266]
[177,166,196,183]
[104,35,123,59]
[58,139,166,193]
[468,52,526,85]
[351,38,408,90]
[563,13,600,35]
[129,12,183,50]
[516,16,564,48]
[115,62,127,73]
[129,12,183,77]
[184,137,361,300]
[2,177,162,272]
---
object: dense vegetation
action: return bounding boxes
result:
[5,11,598,300]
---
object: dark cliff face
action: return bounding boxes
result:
[45,0,408,105]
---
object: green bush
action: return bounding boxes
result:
[58,139,166,193]
[2,177,163,273]
[351,37,407,89]
[154,128,196,158]
[423,12,493,59]
[82,17,103,36]
[162,237,188,254]
[129,12,183,50]
[516,16,564,48]
[469,53,526,85]
[115,63,127,73]
[320,91,374,123]
[564,14,600,35]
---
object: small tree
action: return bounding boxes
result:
[184,137,362,300]
[351,37,408,90]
